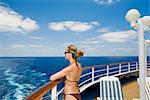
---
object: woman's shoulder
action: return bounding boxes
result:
[75,62,82,69]
[67,62,82,70]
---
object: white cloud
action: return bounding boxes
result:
[48,21,99,32]
[0,5,39,33]
[98,30,137,42]
[77,37,101,45]
[30,36,44,39]
[73,32,81,35]
[113,47,135,50]
[90,21,100,26]
[94,0,120,5]
[48,22,66,31]
[79,45,89,48]
[75,30,137,54]
[112,47,137,54]
[9,44,26,48]
[64,42,73,46]
[8,44,49,49]
[97,27,110,33]
[29,45,48,48]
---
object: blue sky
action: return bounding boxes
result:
[0,0,150,56]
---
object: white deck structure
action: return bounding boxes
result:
[99,76,124,100]
[137,77,150,100]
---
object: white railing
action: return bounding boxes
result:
[49,61,150,100]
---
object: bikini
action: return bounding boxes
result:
[63,61,81,100]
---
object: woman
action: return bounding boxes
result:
[50,45,84,100]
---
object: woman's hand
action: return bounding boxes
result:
[49,75,55,81]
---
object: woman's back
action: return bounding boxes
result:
[64,62,82,94]
[66,62,82,81]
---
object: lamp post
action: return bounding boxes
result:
[145,39,150,77]
[125,9,150,100]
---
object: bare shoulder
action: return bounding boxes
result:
[63,65,72,72]
[66,62,82,71]
[65,64,74,71]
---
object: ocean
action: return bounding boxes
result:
[0,56,149,100]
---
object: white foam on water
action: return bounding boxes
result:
[3,69,36,100]
[31,70,36,73]
[14,88,24,100]
[39,73,46,76]
[3,68,47,100]
[33,71,46,76]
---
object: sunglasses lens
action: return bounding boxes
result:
[65,51,69,54]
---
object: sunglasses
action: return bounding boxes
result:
[64,51,70,54]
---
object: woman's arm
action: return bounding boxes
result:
[50,65,72,81]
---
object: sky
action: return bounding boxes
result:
[0,0,150,57]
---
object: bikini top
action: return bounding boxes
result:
[65,77,79,83]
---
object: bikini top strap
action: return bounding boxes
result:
[75,60,79,68]
[65,78,79,83]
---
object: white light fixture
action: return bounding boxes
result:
[125,9,141,28]
[125,9,141,22]
[145,39,150,44]
[142,16,150,26]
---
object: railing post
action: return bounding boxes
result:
[136,62,138,71]
[119,64,121,74]
[107,65,109,76]
[51,85,58,100]
[128,62,130,72]
[92,66,94,82]
[148,62,150,67]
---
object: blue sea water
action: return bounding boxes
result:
[0,56,149,100]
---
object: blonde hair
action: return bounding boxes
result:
[65,44,84,60]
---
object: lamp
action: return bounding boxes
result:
[145,39,150,44]
[125,9,150,100]
[125,9,141,28]
[142,16,150,26]
[125,9,141,22]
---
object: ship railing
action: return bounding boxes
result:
[25,61,150,100]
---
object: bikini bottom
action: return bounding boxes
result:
[63,93,81,100]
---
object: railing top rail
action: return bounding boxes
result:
[25,79,64,100]
[25,60,150,100]
[85,61,137,68]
